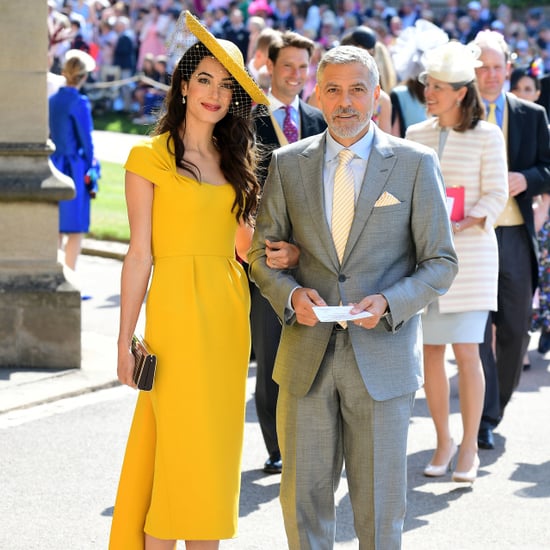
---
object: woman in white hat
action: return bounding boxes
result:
[109,12,294,549]
[49,48,97,272]
[406,41,508,483]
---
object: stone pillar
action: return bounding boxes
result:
[0,1,81,368]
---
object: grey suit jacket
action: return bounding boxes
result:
[249,126,458,400]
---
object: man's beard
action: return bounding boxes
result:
[329,107,371,139]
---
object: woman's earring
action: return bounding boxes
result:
[182,95,186,105]
[456,100,461,107]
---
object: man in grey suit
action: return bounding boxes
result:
[248,46,458,549]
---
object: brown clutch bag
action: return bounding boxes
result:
[131,334,157,391]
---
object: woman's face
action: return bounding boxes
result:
[181,56,233,123]
[423,75,466,121]
[511,75,540,103]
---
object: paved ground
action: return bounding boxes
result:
[1,131,549,548]
[2,249,549,549]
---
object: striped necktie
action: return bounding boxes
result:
[332,149,356,263]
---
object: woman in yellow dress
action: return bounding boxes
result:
[109,12,270,550]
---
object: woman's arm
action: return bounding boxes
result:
[236,220,254,262]
[117,170,154,388]
[465,126,508,232]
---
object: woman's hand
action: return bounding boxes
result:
[265,239,300,269]
[117,344,137,389]
[452,215,485,234]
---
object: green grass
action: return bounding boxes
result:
[89,161,129,242]
[93,112,152,135]
[89,112,155,241]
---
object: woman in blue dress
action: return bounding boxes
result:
[49,49,96,270]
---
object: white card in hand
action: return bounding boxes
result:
[312,306,373,322]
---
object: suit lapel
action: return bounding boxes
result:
[344,129,397,262]
[297,132,340,266]
[297,129,398,268]
[255,114,280,146]
[299,100,318,139]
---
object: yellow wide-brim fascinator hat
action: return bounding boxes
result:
[172,11,269,107]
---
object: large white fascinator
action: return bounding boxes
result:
[419,41,482,85]
[392,19,449,82]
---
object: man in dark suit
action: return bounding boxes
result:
[471,31,550,450]
[249,45,457,549]
[251,30,327,474]
[536,73,550,118]
[222,7,249,60]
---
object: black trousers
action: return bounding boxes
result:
[479,226,533,429]
[250,285,282,457]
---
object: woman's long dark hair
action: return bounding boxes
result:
[452,80,485,133]
[153,43,260,225]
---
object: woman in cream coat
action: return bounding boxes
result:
[406,41,507,483]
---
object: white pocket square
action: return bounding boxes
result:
[374,191,401,207]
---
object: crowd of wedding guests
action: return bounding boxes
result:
[48,1,550,115]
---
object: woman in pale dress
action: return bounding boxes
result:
[406,41,507,483]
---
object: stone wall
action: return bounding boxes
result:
[0,1,81,368]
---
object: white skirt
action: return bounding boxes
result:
[422,300,488,345]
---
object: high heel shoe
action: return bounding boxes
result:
[423,440,458,477]
[452,454,480,483]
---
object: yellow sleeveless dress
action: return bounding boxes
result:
[109,133,250,547]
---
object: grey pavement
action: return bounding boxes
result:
[1,131,549,548]
[2,249,549,549]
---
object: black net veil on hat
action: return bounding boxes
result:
[167,11,269,119]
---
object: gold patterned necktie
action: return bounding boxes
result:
[332,149,356,263]
[487,102,497,125]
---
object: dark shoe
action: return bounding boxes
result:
[478,427,495,450]
[538,330,550,354]
[263,454,282,474]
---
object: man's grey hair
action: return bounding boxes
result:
[470,30,511,63]
[317,45,379,91]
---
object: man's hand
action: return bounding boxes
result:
[266,239,300,269]
[508,171,527,197]
[291,288,327,326]
[350,294,388,329]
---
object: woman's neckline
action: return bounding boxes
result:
[175,171,229,187]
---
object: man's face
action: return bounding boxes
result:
[267,46,310,104]
[315,61,380,146]
[475,46,510,101]
[230,9,243,26]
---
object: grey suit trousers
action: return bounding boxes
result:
[277,329,415,550]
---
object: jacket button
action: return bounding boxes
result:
[338,274,347,282]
